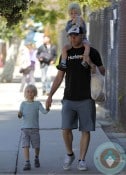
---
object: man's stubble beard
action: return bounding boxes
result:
[72,41,83,48]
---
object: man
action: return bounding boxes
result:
[36,35,57,95]
[46,25,105,171]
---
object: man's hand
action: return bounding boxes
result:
[38,57,43,61]
[50,60,54,65]
[46,96,52,110]
[98,66,105,76]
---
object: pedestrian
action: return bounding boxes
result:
[0,53,3,67]
[18,84,49,171]
[19,41,37,92]
[57,2,95,72]
[46,26,105,171]
[36,35,57,95]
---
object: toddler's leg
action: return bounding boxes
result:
[61,46,68,65]
[23,147,31,170]
[81,44,96,72]
[57,44,71,71]
[81,44,90,68]
[84,44,90,57]
[24,147,30,161]
[32,129,40,168]
[34,148,40,167]
[82,54,96,73]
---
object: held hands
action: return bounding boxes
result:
[46,96,52,111]
[46,107,50,112]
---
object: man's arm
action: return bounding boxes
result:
[90,47,105,76]
[46,70,65,109]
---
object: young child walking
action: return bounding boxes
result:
[18,84,49,171]
[57,2,95,72]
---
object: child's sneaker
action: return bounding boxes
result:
[81,60,89,68]
[34,158,40,167]
[77,160,88,171]
[56,63,67,71]
[63,154,75,170]
[23,161,31,171]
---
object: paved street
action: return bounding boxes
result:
[0,69,126,174]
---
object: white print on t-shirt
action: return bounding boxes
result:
[68,54,83,60]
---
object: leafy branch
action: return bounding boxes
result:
[0,0,32,27]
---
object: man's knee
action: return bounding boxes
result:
[82,131,90,137]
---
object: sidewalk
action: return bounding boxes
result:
[0,74,126,174]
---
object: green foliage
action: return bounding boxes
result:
[26,2,64,25]
[0,19,12,40]
[0,0,31,27]
[0,0,111,28]
[0,17,25,41]
[61,0,111,11]
[84,0,111,11]
[0,0,111,42]
[24,1,65,43]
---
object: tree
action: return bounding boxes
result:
[25,1,65,43]
[78,0,111,11]
[0,0,31,27]
[0,0,111,82]
[0,0,111,40]
[0,0,111,28]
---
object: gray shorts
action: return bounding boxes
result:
[21,128,40,148]
[61,99,96,131]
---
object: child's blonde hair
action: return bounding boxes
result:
[24,84,37,99]
[68,2,82,16]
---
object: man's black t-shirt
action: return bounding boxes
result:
[61,46,103,101]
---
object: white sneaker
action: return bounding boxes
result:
[63,154,75,170]
[77,160,88,171]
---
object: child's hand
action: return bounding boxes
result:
[73,16,82,26]
[79,16,83,23]
[72,18,76,24]
[18,112,22,118]
[46,107,50,112]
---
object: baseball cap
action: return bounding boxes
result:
[67,25,84,35]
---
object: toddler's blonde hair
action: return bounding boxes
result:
[68,2,82,16]
[24,84,37,99]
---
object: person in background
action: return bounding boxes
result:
[36,35,57,95]
[57,2,95,72]
[0,53,3,67]
[19,41,37,92]
[46,26,105,171]
[18,84,49,171]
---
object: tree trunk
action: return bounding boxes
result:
[0,39,20,82]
